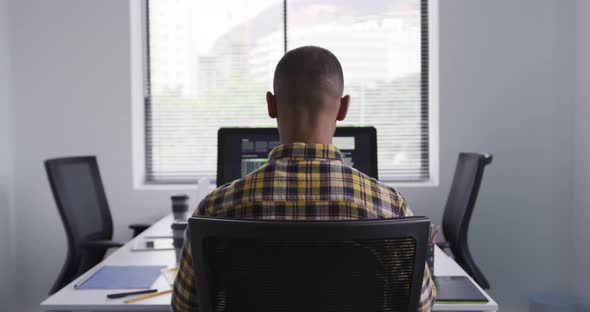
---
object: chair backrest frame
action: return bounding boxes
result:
[442,152,492,288]
[44,156,114,294]
[189,216,430,312]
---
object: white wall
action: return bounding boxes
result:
[0,0,16,310]
[401,1,575,310]
[573,0,590,309]
[7,1,194,310]
[6,0,581,311]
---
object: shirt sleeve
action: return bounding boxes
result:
[418,263,437,312]
[397,191,437,312]
[171,236,198,312]
[171,198,212,312]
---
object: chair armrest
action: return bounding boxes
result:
[436,240,451,249]
[79,240,124,250]
[129,223,151,237]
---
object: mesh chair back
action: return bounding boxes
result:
[442,153,492,288]
[190,217,430,312]
[45,156,114,294]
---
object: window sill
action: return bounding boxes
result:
[383,180,439,188]
[134,182,199,191]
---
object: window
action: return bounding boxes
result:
[143,0,432,184]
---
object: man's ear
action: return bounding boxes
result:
[267,91,277,119]
[336,95,350,121]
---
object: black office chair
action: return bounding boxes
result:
[45,156,150,295]
[437,153,492,289]
[189,216,430,312]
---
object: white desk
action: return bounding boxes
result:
[41,215,498,311]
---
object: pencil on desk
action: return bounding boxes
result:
[73,265,101,288]
[430,225,440,245]
[124,289,172,304]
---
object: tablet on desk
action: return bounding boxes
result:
[434,276,489,303]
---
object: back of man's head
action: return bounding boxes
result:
[267,46,349,144]
[273,46,344,109]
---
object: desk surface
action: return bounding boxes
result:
[41,215,498,311]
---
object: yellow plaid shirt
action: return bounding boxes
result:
[172,143,436,311]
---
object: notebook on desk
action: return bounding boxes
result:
[434,276,489,303]
[75,265,166,289]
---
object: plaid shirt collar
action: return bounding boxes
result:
[268,143,344,162]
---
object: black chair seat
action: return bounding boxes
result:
[189,217,431,312]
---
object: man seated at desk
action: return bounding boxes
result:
[172,46,436,312]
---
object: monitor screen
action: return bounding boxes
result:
[217,127,377,186]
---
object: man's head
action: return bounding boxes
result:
[266,46,350,144]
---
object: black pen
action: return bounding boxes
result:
[106,289,158,299]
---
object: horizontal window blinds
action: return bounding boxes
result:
[145,0,429,183]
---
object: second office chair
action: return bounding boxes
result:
[45,156,150,294]
[438,153,493,289]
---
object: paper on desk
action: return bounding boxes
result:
[76,265,166,289]
[161,267,178,286]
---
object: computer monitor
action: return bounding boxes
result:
[217,127,377,186]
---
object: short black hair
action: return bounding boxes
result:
[273,46,344,99]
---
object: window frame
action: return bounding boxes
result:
[131,0,439,189]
